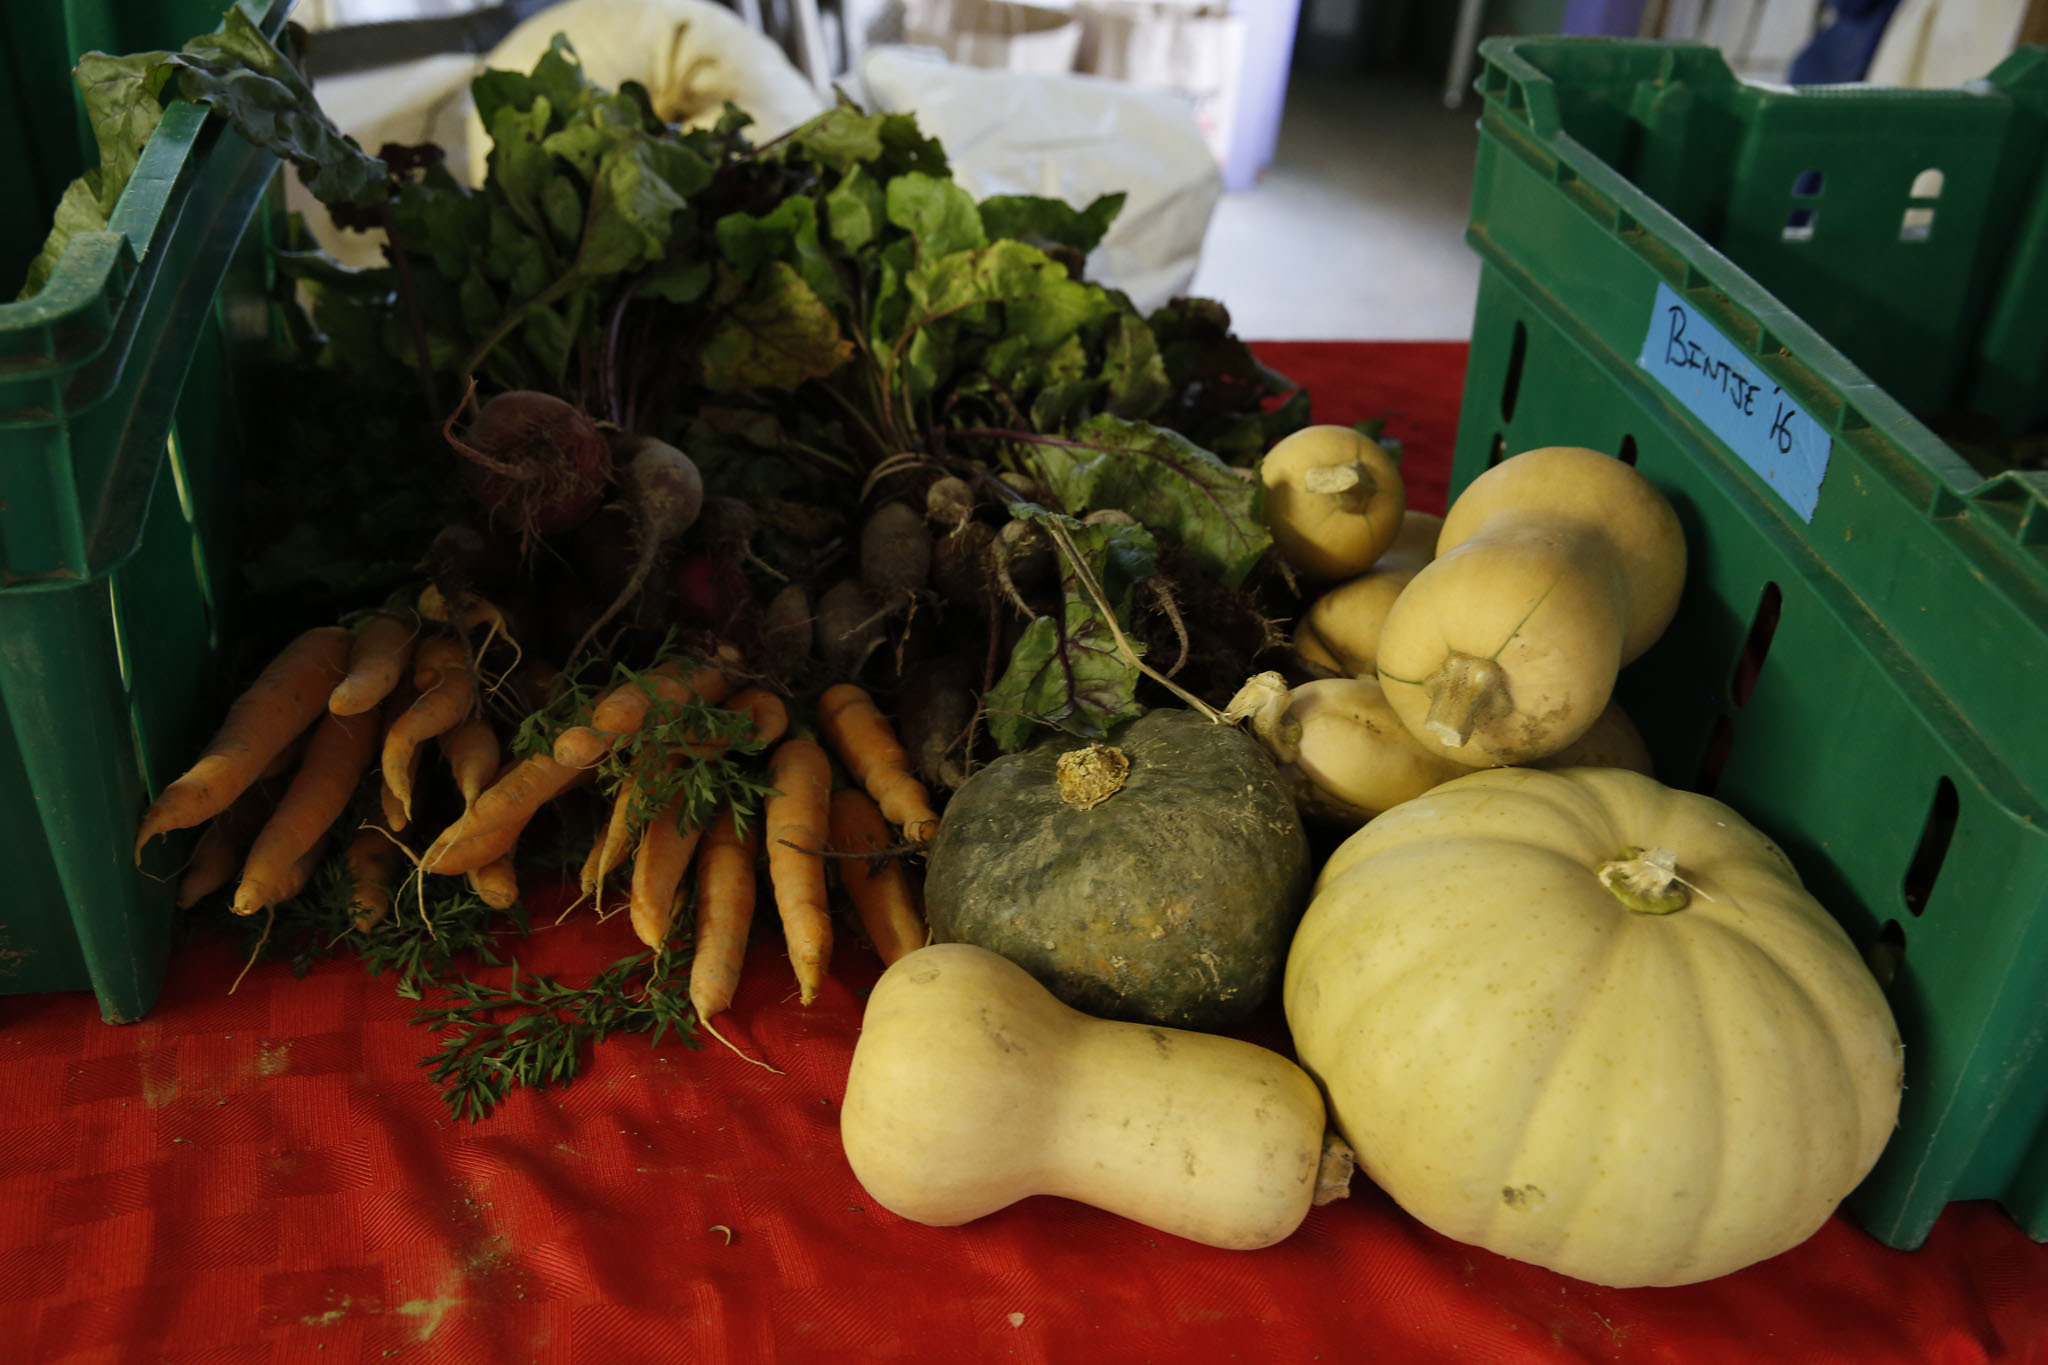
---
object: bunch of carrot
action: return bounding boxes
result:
[139,615,946,1033]
[134,612,528,929]
[526,664,942,1026]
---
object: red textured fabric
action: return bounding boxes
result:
[3,342,2045,1365]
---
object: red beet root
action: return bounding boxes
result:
[444,390,613,547]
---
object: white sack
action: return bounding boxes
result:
[296,0,826,267]
[857,43,1221,313]
[461,0,828,188]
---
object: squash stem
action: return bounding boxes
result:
[1312,1131,1356,1207]
[1302,461,1376,514]
[1596,846,1691,914]
[1224,672,1299,761]
[1421,652,1510,748]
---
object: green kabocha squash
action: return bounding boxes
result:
[924,709,1313,1030]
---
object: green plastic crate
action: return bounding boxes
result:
[0,0,287,1022]
[1453,35,2048,1252]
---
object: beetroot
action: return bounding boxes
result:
[672,550,753,637]
[564,434,706,665]
[444,390,613,547]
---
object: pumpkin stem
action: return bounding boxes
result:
[1595,846,1691,914]
[1056,743,1130,809]
[1420,652,1512,749]
[1302,461,1375,514]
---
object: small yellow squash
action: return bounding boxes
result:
[1260,425,1406,581]
[842,943,1351,1250]
[1228,671,1467,826]
[1285,766,1903,1287]
[1292,510,1445,677]
[1376,446,1684,766]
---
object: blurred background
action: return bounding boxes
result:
[289,0,2048,339]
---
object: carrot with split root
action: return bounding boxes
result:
[232,708,381,916]
[383,636,475,819]
[765,738,833,1004]
[553,649,739,769]
[329,613,418,716]
[344,824,407,932]
[689,808,760,1022]
[136,625,352,860]
[818,683,941,842]
[422,753,591,875]
[829,788,929,966]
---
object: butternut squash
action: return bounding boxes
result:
[1537,698,1654,775]
[1292,510,1444,677]
[841,943,1353,1250]
[1227,672,1467,826]
[1376,446,1684,766]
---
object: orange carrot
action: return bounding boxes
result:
[135,625,352,860]
[382,637,474,818]
[379,777,409,834]
[583,686,785,905]
[829,788,928,966]
[689,808,760,1022]
[410,633,470,690]
[422,752,590,875]
[578,824,615,910]
[437,717,501,810]
[586,764,653,904]
[629,790,705,949]
[417,584,518,660]
[765,738,833,1004]
[817,683,941,842]
[554,650,740,769]
[683,687,789,761]
[344,824,406,932]
[329,613,418,716]
[231,709,381,916]
[272,839,332,907]
[176,770,289,909]
[466,856,520,911]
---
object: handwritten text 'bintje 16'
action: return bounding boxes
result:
[1661,304,1800,454]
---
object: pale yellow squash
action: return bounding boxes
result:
[1260,425,1406,581]
[1376,446,1684,766]
[1284,766,1903,1288]
[842,943,1350,1250]
[1227,672,1467,826]
[1291,509,1444,677]
[1535,699,1654,775]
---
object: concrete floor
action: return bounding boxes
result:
[1188,68,1485,341]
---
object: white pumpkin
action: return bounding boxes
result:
[1283,766,1903,1287]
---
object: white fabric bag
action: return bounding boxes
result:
[857,43,1221,313]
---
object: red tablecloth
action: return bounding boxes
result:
[5,342,2045,1365]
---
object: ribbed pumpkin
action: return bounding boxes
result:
[924,709,1313,1030]
[1284,766,1903,1287]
